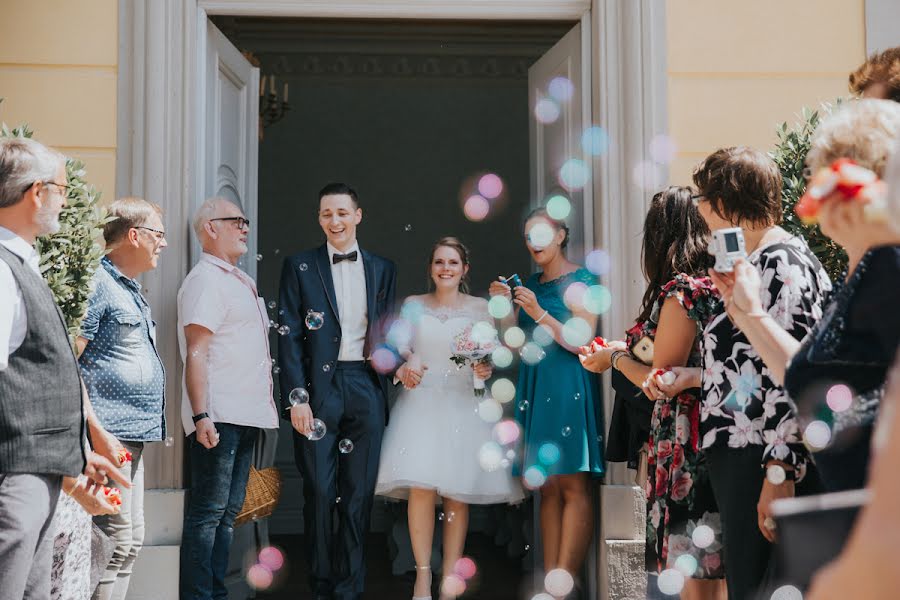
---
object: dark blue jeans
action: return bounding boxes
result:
[180,423,257,600]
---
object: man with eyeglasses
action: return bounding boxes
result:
[177,197,279,600]
[75,197,168,600]
[0,137,130,598]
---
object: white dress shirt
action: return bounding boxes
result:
[327,242,368,361]
[177,253,279,435]
[0,226,41,371]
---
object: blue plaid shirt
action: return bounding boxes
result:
[79,257,166,441]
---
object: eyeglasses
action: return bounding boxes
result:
[691,194,705,205]
[135,226,166,241]
[23,180,70,195]
[210,216,250,230]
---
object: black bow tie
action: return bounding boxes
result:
[332,251,358,264]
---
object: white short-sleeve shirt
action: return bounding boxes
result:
[177,252,279,435]
[0,226,41,371]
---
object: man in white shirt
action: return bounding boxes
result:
[0,137,127,599]
[278,183,397,600]
[177,197,279,600]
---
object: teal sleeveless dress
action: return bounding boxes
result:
[514,268,605,478]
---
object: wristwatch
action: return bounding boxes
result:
[192,412,209,424]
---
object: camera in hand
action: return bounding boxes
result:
[708,227,747,272]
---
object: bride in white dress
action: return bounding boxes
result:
[375,237,522,600]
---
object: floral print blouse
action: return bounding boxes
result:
[699,236,832,473]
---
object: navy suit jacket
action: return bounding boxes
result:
[277,244,397,419]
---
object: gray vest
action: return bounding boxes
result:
[0,244,85,476]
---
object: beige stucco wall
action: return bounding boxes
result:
[0,0,117,198]
[666,0,868,185]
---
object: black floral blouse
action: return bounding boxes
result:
[699,236,832,473]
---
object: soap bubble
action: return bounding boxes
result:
[562,317,593,347]
[561,426,573,438]
[488,295,513,319]
[305,311,325,331]
[538,442,561,466]
[691,525,715,549]
[674,554,698,577]
[649,134,678,164]
[766,465,786,485]
[657,568,685,595]
[306,419,327,441]
[546,194,571,220]
[464,195,491,221]
[520,343,546,365]
[527,222,555,249]
[492,419,521,445]
[490,378,516,403]
[533,324,555,347]
[544,568,575,597]
[478,441,504,471]
[583,285,612,315]
[454,557,477,580]
[770,585,803,600]
[246,564,273,590]
[258,546,285,571]
[523,465,547,489]
[256,254,263,262]
[548,76,574,102]
[804,420,832,449]
[478,173,504,199]
[517,399,530,412]
[504,327,526,348]
[339,439,354,454]
[582,126,610,156]
[585,249,611,276]
[478,399,503,423]
[491,346,513,368]
[267,300,276,310]
[277,325,290,336]
[826,384,853,413]
[298,263,308,271]
[371,347,399,374]
[559,159,590,191]
[288,388,309,406]
[441,574,466,597]
[404,224,412,232]
[534,98,561,124]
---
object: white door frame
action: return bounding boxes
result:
[116,0,666,497]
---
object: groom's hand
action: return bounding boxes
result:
[290,404,313,436]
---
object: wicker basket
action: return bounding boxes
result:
[235,466,282,526]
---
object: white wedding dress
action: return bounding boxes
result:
[375,299,523,504]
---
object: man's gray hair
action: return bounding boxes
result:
[192,196,240,238]
[0,138,65,209]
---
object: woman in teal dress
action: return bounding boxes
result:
[489,208,605,580]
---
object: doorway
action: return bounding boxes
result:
[212,16,583,599]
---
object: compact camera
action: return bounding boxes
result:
[708,227,747,273]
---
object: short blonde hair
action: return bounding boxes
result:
[103,197,163,245]
[806,99,900,177]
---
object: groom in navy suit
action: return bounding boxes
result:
[278,182,397,600]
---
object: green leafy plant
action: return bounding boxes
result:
[770,102,847,281]
[0,120,108,340]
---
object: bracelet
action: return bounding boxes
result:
[192,412,209,424]
[610,350,628,371]
[535,310,549,324]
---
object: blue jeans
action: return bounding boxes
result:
[180,424,257,600]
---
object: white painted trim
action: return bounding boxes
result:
[200,0,589,20]
[865,0,900,54]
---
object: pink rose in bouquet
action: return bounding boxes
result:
[450,322,499,397]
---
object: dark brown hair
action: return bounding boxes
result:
[427,236,471,294]
[692,146,783,228]
[103,197,163,246]
[849,47,900,102]
[637,186,712,323]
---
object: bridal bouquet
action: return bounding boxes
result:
[450,323,499,397]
